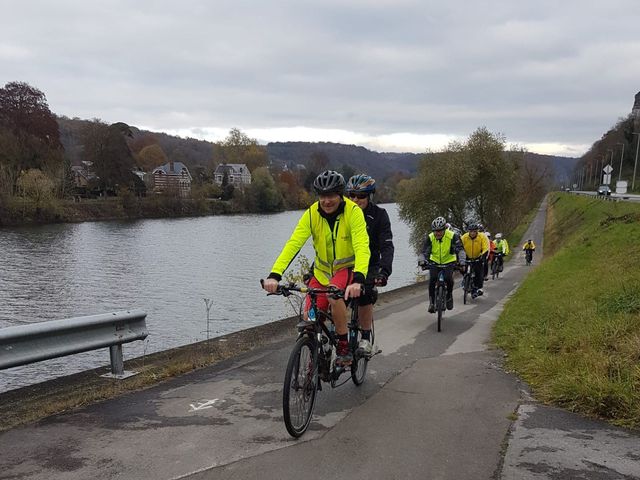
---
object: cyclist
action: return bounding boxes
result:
[418,216,465,313]
[522,238,536,263]
[346,174,394,355]
[461,223,489,297]
[494,233,510,272]
[484,232,496,281]
[262,170,370,366]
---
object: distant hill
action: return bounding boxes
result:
[56,117,577,182]
[266,142,421,179]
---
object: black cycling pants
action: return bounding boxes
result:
[469,260,484,289]
[428,264,454,301]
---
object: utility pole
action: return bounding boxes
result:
[632,133,640,191]
[616,142,625,182]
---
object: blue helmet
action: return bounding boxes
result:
[346,174,376,193]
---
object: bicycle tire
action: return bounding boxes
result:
[351,321,370,386]
[463,273,470,305]
[283,335,318,438]
[436,284,444,332]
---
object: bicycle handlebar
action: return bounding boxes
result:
[260,279,345,298]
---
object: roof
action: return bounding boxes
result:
[214,163,249,175]
[153,162,192,179]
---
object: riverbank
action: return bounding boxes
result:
[0,195,248,227]
[0,282,426,432]
[493,193,640,428]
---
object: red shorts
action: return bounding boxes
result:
[304,268,353,313]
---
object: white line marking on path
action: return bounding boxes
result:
[189,398,220,412]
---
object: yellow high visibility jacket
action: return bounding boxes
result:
[271,198,370,285]
[461,232,489,259]
[428,229,457,264]
[522,241,536,250]
[496,239,510,255]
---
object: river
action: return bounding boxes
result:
[0,204,421,392]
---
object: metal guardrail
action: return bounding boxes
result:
[0,310,148,379]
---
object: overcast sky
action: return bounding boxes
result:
[2,1,640,157]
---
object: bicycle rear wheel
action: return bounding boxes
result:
[283,335,318,438]
[351,319,373,386]
[436,284,444,332]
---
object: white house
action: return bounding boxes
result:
[213,163,252,187]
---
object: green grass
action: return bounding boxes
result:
[493,193,640,429]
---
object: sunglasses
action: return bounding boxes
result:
[348,193,369,199]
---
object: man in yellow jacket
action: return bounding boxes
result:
[262,170,370,366]
[522,238,536,264]
[461,223,489,297]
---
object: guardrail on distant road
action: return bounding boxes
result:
[0,310,148,378]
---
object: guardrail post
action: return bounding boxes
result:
[102,344,138,379]
[110,345,124,376]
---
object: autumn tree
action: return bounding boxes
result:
[16,169,55,205]
[398,127,537,251]
[0,81,64,196]
[137,144,168,172]
[212,128,268,172]
[244,166,284,212]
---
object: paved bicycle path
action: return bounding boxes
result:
[1,199,638,480]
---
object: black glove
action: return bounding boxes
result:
[374,274,388,287]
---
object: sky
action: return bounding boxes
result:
[2,1,640,157]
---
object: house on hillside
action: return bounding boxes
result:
[71,161,97,192]
[213,163,252,187]
[152,161,192,197]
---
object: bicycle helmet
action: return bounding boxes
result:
[495,233,503,239]
[431,216,447,231]
[313,170,345,195]
[485,232,492,238]
[467,223,480,231]
[346,174,376,193]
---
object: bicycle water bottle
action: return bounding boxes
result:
[308,306,316,322]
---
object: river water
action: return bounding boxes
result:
[0,204,423,392]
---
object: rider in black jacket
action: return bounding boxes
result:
[346,174,394,355]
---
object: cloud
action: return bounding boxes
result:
[2,0,640,157]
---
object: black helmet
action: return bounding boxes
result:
[313,170,345,195]
[467,223,480,231]
[346,174,376,193]
[431,216,447,231]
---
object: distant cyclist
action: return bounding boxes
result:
[494,233,510,272]
[262,170,370,366]
[484,232,496,281]
[461,223,489,297]
[346,174,394,355]
[522,238,536,264]
[418,216,465,313]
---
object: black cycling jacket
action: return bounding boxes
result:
[363,203,394,279]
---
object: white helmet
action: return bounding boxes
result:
[485,232,492,238]
[495,233,503,240]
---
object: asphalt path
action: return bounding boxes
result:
[1,199,638,480]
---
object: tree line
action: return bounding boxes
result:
[397,127,555,250]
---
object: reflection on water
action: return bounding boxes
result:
[0,204,419,391]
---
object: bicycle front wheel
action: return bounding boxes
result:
[436,284,444,332]
[463,274,470,305]
[283,335,319,438]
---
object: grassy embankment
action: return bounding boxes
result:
[494,193,640,428]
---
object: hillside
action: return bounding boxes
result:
[56,116,577,182]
